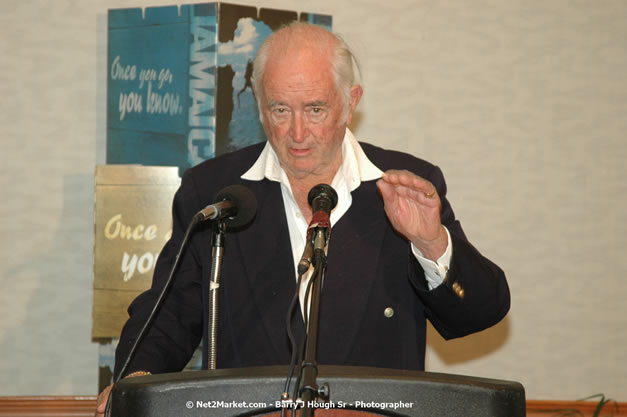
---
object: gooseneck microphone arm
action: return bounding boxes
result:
[298,245,328,417]
[204,185,257,369]
[295,184,338,417]
[207,220,225,370]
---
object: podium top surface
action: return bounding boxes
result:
[111,365,525,417]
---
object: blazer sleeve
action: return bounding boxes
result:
[408,164,511,340]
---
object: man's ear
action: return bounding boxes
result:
[346,85,363,125]
[252,87,264,123]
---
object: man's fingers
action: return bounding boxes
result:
[96,384,113,415]
[381,170,437,198]
[379,178,439,209]
[376,178,395,201]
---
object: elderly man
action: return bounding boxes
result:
[96,22,509,415]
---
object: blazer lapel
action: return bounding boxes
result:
[317,181,388,364]
[232,180,304,362]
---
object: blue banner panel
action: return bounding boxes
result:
[106,3,331,174]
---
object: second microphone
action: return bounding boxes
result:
[297,184,338,274]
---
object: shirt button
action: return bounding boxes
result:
[295,212,301,218]
[384,307,394,318]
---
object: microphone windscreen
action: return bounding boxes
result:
[214,185,257,228]
[308,184,338,212]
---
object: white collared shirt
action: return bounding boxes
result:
[241,129,451,313]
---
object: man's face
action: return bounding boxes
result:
[258,46,360,182]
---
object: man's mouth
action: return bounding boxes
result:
[289,148,311,157]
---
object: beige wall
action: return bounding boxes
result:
[1,0,625,400]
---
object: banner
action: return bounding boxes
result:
[106,3,332,174]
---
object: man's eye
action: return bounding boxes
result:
[309,107,327,117]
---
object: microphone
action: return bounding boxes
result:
[297,184,338,274]
[197,185,257,228]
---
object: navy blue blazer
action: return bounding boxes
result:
[115,142,510,378]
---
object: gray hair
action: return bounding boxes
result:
[251,22,361,120]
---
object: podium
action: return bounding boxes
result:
[110,366,525,417]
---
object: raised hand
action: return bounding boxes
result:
[376,169,448,261]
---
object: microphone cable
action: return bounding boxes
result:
[104,184,257,417]
[104,212,203,417]
[281,269,305,417]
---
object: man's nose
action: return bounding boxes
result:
[289,113,308,142]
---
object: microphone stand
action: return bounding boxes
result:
[208,220,226,369]
[297,230,330,417]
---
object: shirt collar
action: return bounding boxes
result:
[241,128,383,189]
